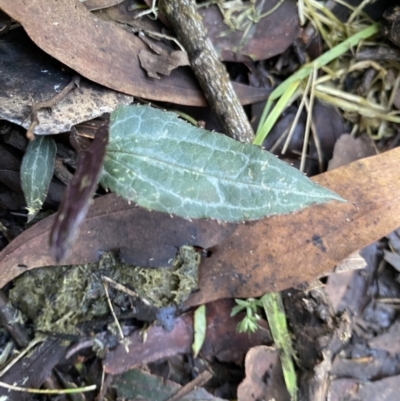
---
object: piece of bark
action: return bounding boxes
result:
[0,29,132,136]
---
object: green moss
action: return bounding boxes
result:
[9,246,200,334]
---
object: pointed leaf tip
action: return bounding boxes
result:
[101,105,344,222]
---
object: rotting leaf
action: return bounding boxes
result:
[0,338,68,401]
[50,125,109,262]
[20,135,56,222]
[101,105,344,222]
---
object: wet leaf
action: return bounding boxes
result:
[50,125,109,262]
[0,338,68,401]
[20,135,56,222]
[101,105,344,222]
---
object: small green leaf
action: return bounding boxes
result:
[101,105,344,222]
[20,135,56,222]
[192,305,206,358]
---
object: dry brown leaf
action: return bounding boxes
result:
[237,346,289,401]
[186,147,400,306]
[0,0,269,107]
[328,134,376,171]
[138,33,189,79]
[324,134,377,312]
[0,194,237,284]
[200,0,299,62]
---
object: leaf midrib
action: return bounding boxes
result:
[106,149,318,198]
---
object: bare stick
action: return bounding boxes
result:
[159,0,254,143]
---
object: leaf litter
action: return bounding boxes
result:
[0,29,132,135]
[0,0,269,107]
[1,0,400,399]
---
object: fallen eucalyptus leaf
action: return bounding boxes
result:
[50,125,109,262]
[20,135,56,222]
[101,105,344,222]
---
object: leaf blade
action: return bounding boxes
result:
[192,304,206,358]
[101,105,344,222]
[20,135,57,222]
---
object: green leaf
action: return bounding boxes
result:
[262,292,297,400]
[20,135,56,222]
[192,304,206,358]
[101,105,344,222]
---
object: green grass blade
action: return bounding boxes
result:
[262,292,297,401]
[255,22,380,145]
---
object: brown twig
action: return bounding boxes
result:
[165,370,213,401]
[54,157,74,186]
[158,0,254,143]
[26,75,81,140]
